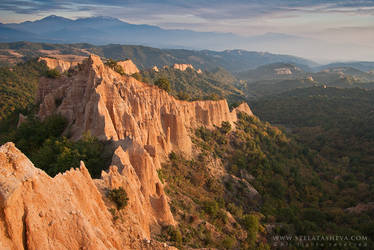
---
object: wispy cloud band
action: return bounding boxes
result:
[1,0,374,19]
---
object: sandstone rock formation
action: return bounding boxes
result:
[117,59,140,75]
[173,63,194,71]
[38,54,252,159]
[274,67,292,75]
[306,76,314,82]
[0,142,177,249]
[0,142,129,249]
[97,141,176,230]
[38,57,81,73]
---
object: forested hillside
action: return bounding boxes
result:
[0,59,48,120]
[250,87,374,247]
[136,66,245,105]
[250,87,374,192]
[161,112,373,248]
[236,63,374,99]
[0,41,316,71]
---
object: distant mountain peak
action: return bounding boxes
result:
[45,15,59,18]
[40,15,71,22]
[75,16,123,23]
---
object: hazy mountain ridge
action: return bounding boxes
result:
[1,15,248,49]
[316,62,374,73]
[236,62,308,82]
[2,15,374,62]
[0,41,317,71]
[236,62,374,99]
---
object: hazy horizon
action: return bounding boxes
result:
[1,0,374,63]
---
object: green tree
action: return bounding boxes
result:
[154,77,171,93]
[177,91,191,100]
[221,236,236,249]
[165,225,183,247]
[32,133,106,178]
[104,58,125,75]
[131,72,143,81]
[45,69,61,78]
[202,200,220,218]
[107,187,129,210]
[220,121,232,134]
[242,214,259,247]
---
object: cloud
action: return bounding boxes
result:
[1,0,374,19]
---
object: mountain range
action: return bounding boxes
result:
[0,41,318,71]
[0,15,252,49]
[2,15,374,62]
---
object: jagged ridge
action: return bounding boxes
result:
[38,54,252,158]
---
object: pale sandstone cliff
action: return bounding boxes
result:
[172,63,194,71]
[38,54,252,159]
[0,142,176,250]
[274,67,292,75]
[0,142,132,249]
[117,59,140,75]
[38,57,81,73]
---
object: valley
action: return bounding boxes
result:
[0,42,373,249]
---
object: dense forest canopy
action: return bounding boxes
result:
[0,59,48,120]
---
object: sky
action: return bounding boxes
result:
[0,0,374,62]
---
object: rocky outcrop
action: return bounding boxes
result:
[172,64,202,73]
[173,63,194,71]
[232,102,253,117]
[0,142,128,249]
[275,68,292,75]
[117,59,140,75]
[16,113,27,128]
[97,141,175,231]
[38,57,80,73]
[0,142,177,249]
[152,66,159,72]
[306,76,314,82]
[38,54,252,159]
[346,202,374,214]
